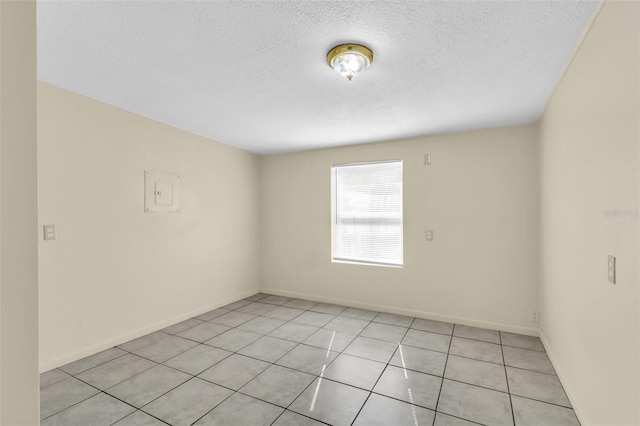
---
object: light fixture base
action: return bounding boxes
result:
[326,43,374,81]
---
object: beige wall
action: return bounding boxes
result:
[261,125,540,334]
[34,2,640,423]
[38,83,261,371]
[539,1,639,425]
[0,0,40,423]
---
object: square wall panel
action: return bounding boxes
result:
[144,171,181,213]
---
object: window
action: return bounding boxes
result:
[332,160,403,267]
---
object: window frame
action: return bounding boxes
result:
[330,159,404,268]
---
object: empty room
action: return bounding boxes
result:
[0,0,638,425]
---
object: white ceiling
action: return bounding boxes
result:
[37,1,598,155]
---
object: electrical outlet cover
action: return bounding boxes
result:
[608,255,616,284]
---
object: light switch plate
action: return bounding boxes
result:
[424,153,431,165]
[145,171,181,213]
[608,255,616,284]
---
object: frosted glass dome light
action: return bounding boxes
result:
[327,44,374,81]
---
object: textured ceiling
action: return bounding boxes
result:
[37,1,599,154]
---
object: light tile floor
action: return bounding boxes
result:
[40,294,580,426]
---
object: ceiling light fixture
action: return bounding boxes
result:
[326,43,374,81]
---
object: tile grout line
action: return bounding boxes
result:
[432,323,455,425]
[56,347,131,376]
[105,394,172,426]
[500,331,517,426]
[350,315,419,426]
[318,306,378,425]
[343,315,397,425]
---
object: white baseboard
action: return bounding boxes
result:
[39,288,260,373]
[261,287,539,336]
[539,330,586,425]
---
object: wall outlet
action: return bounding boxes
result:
[425,230,433,241]
[608,255,616,284]
[43,224,56,241]
[530,310,539,322]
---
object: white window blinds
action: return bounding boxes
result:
[332,160,403,267]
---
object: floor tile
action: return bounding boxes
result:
[293,311,334,327]
[59,347,127,376]
[121,332,199,363]
[263,306,304,321]
[444,355,508,392]
[373,312,414,327]
[323,353,386,390]
[512,395,579,426]
[289,377,369,426]
[276,344,338,375]
[237,302,277,315]
[353,393,436,426]
[238,316,286,334]
[310,302,347,315]
[269,322,319,342]
[503,346,555,374]
[340,307,378,320]
[449,337,503,364]
[324,316,370,334]
[283,299,317,310]
[40,377,100,420]
[76,353,156,390]
[198,354,270,390]
[176,322,230,342]
[272,410,326,426]
[507,367,571,407]
[222,299,252,310]
[194,393,283,426]
[106,364,190,408]
[39,296,574,426]
[373,365,442,409]
[501,332,545,351]
[194,307,230,321]
[209,310,256,327]
[205,328,262,352]
[112,410,167,426]
[160,318,203,335]
[143,377,233,426]
[437,379,513,426]
[260,295,291,305]
[41,392,134,426]
[402,329,451,353]
[304,328,356,352]
[344,336,398,363]
[411,318,454,335]
[361,322,408,343]
[238,336,298,363]
[163,344,232,375]
[454,325,501,344]
[434,412,480,426]
[389,344,447,376]
[240,365,315,407]
[40,369,70,389]
[245,293,269,302]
